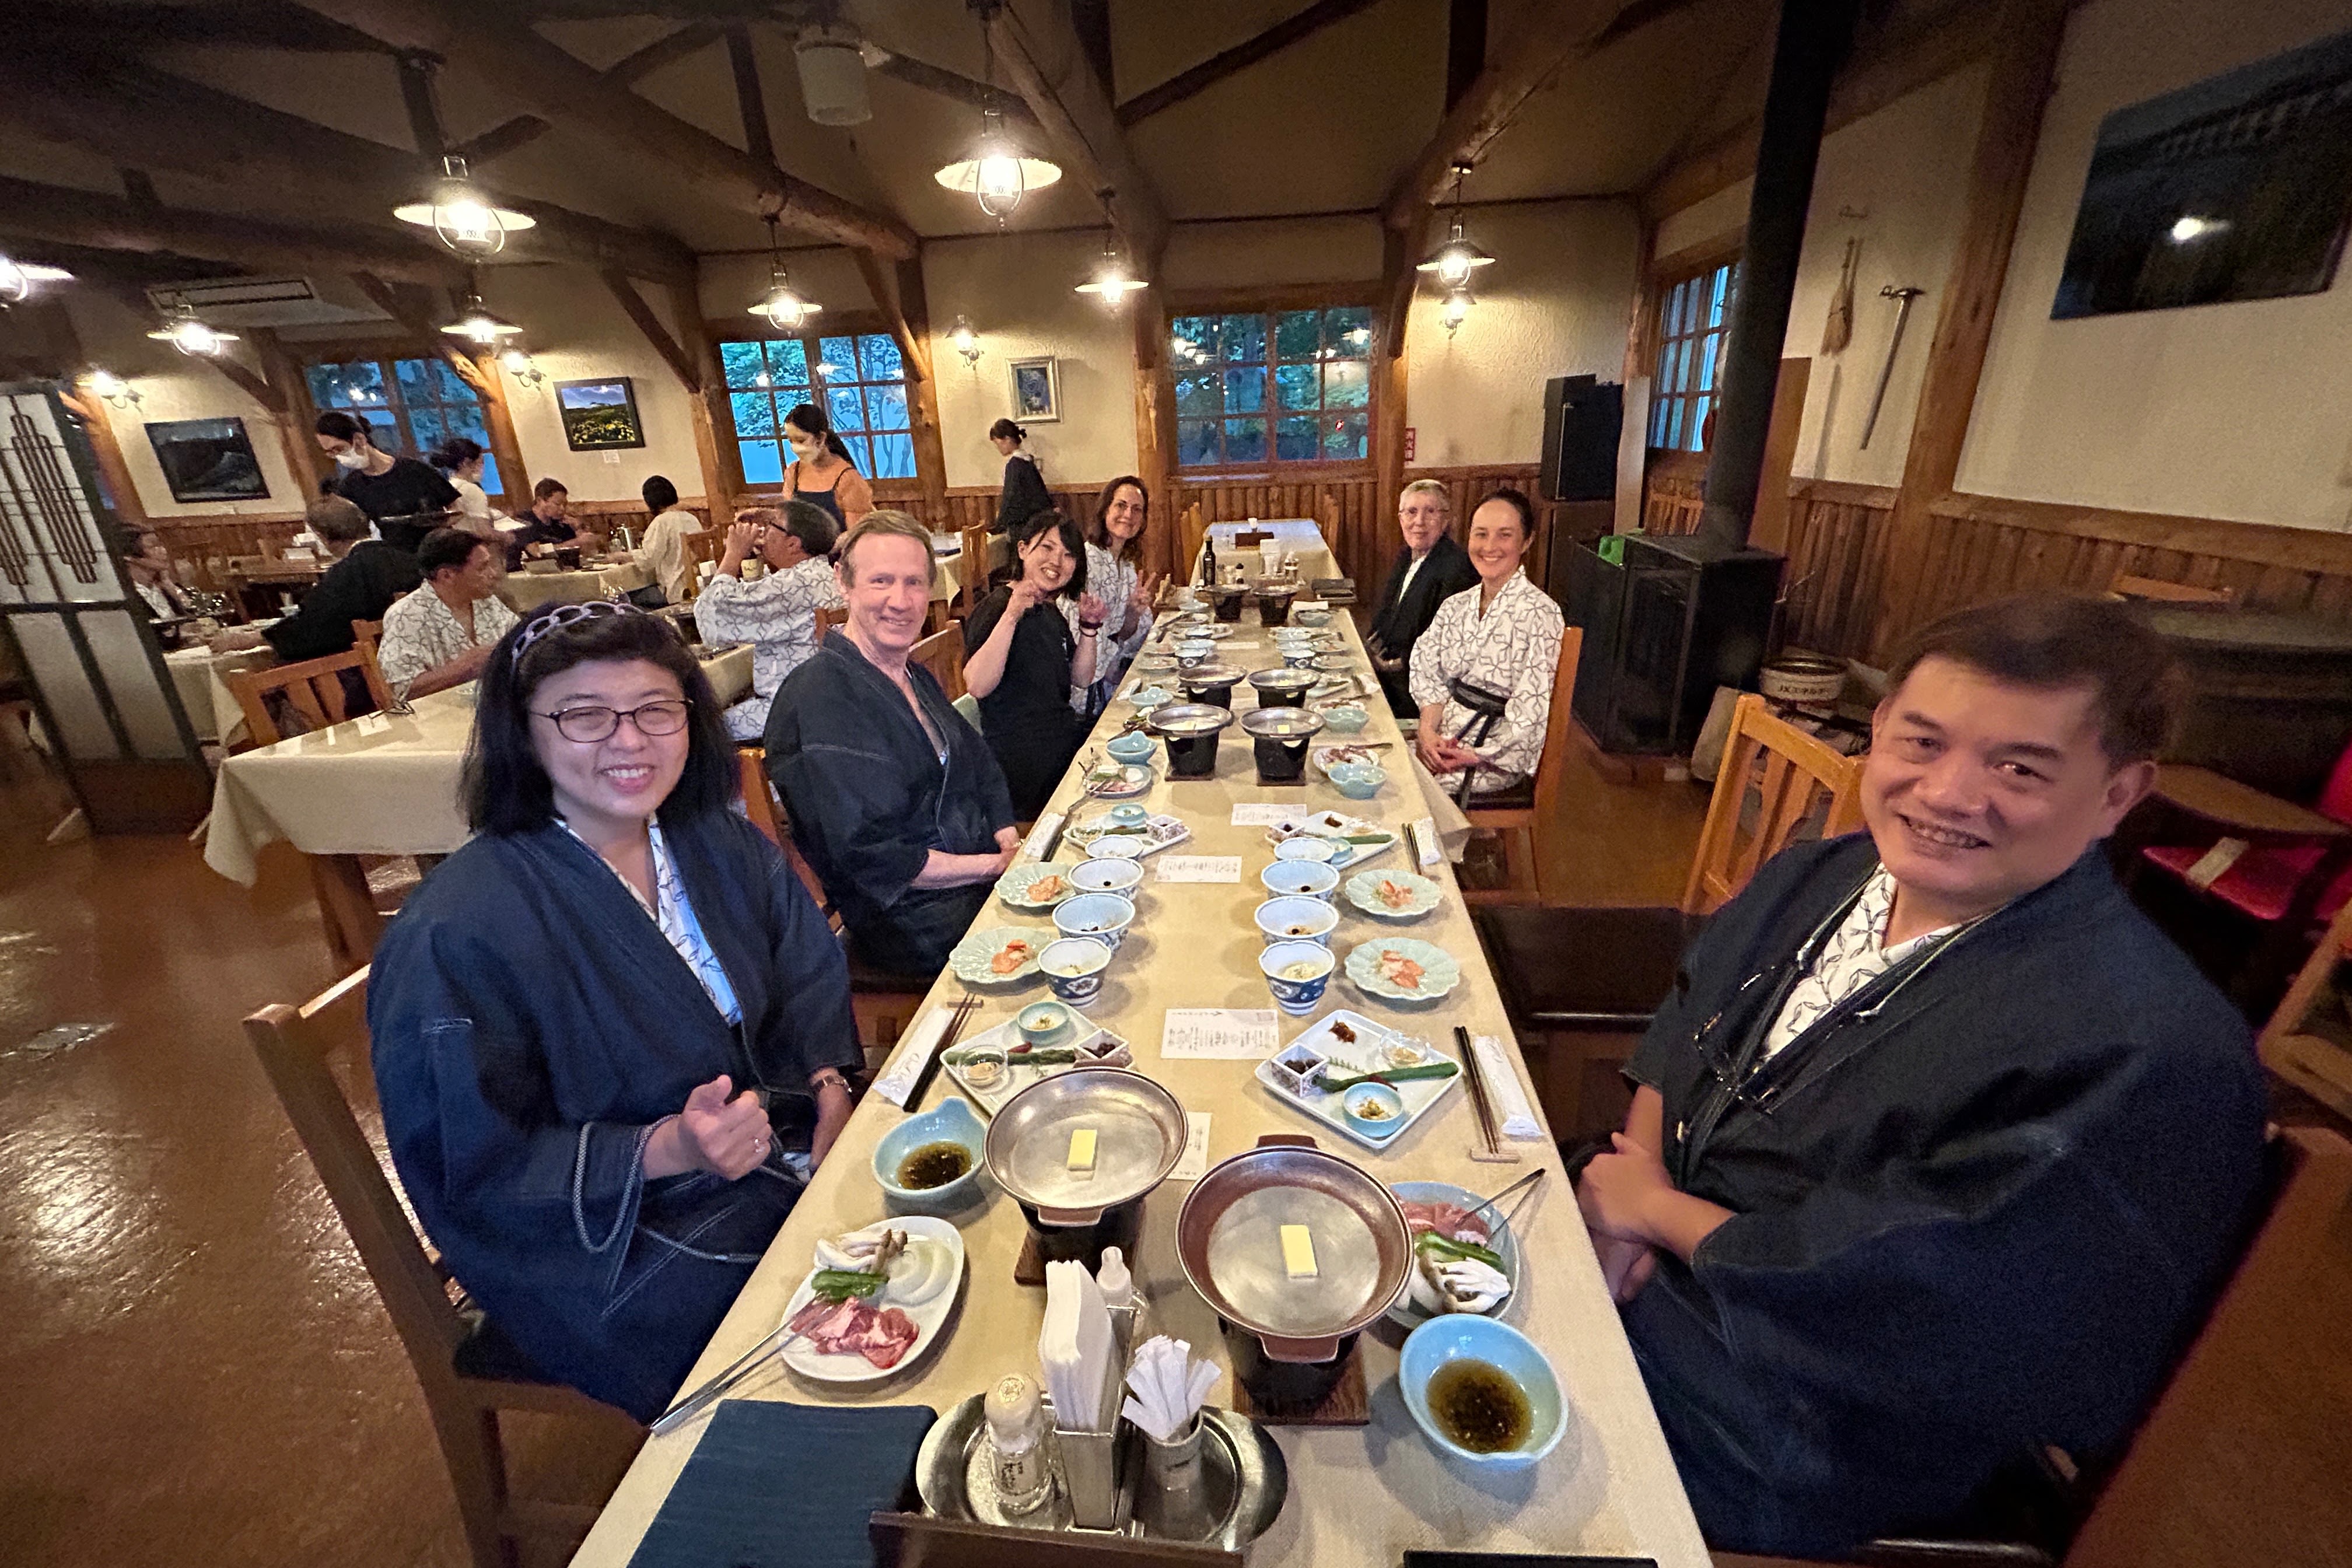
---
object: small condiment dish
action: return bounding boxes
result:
[1341,1082,1406,1139]
[1399,1315,1564,1469]
[1260,859,1340,902]
[1017,999,1075,1046]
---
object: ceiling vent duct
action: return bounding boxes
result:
[142,276,374,328]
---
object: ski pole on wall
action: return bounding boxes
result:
[1858,285,1926,450]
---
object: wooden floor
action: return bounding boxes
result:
[0,738,1706,1567]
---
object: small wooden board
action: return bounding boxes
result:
[1224,1340,1368,1427]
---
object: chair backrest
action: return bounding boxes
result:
[914,622,967,701]
[740,744,839,921]
[225,646,397,747]
[816,606,850,644]
[2062,1125,2352,1568]
[243,968,471,1387]
[1682,692,1866,915]
[956,524,991,615]
[1530,625,1585,824]
[1177,503,1209,586]
[351,618,383,663]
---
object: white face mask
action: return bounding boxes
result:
[786,434,820,461]
[334,449,368,471]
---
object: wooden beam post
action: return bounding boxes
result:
[988,1,1170,270]
[1446,0,1489,111]
[663,271,739,517]
[867,51,1039,125]
[448,22,726,167]
[246,327,339,503]
[1130,293,1177,582]
[864,252,953,522]
[1870,0,2070,657]
[45,302,150,527]
[600,270,701,394]
[464,347,530,509]
[1115,0,1386,127]
[1376,228,1414,585]
[723,24,779,170]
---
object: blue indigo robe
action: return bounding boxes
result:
[1621,835,2266,1556]
[367,810,860,1421]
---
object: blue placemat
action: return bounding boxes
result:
[626,1399,937,1568]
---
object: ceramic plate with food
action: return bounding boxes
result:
[1344,869,1443,921]
[776,1217,965,1384]
[1311,743,1388,777]
[1082,760,1153,799]
[1344,938,1461,1003]
[949,926,1046,986]
[1266,810,1399,870]
[996,862,1077,912]
[1385,1181,1521,1328]
[1252,1009,1461,1151]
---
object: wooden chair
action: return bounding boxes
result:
[913,622,967,701]
[816,606,850,644]
[955,523,992,617]
[244,970,641,1568]
[1177,503,1209,586]
[2257,894,2352,1122]
[351,618,383,666]
[2108,572,2236,608]
[1461,626,1587,905]
[225,646,396,747]
[1715,1124,2352,1568]
[1684,693,1867,915]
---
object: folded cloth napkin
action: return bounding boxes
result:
[1469,1034,1544,1141]
[626,1399,935,1568]
[868,1005,956,1108]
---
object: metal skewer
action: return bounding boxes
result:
[652,1318,806,1435]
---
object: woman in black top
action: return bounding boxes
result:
[989,419,1052,535]
[963,510,1105,819]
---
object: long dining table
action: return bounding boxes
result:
[568,565,1708,1564]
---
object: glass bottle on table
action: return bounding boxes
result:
[984,1373,1054,1516]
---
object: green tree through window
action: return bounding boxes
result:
[1647,261,1739,453]
[720,333,915,484]
[1172,306,1374,471]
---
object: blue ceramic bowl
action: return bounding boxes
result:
[1342,1082,1406,1139]
[1260,859,1340,902]
[1105,730,1156,763]
[871,1096,988,1212]
[1398,1315,1566,1468]
[1328,761,1387,800]
[1105,803,1149,830]
[1069,858,1144,897]
[1259,940,1335,1016]
[1054,891,1137,953]
[1038,937,1112,1005]
[1320,704,1369,734]
[1255,894,1338,947]
[1017,999,1075,1046]
[1293,607,1334,627]
[1282,647,1320,669]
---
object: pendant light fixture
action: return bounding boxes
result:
[394,155,537,258]
[146,296,238,357]
[1416,162,1495,290]
[1439,287,1474,338]
[85,369,141,408]
[0,254,74,305]
[932,2,1060,222]
[748,216,821,330]
[1073,191,1149,306]
[439,281,523,346]
[499,346,546,387]
[949,315,984,366]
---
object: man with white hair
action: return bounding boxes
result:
[1366,478,1478,718]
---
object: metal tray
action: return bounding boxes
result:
[915,1397,1288,1550]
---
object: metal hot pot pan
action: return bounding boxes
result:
[984,1067,1189,1228]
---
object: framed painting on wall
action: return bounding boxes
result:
[143,416,268,503]
[555,376,647,450]
[1008,356,1060,423]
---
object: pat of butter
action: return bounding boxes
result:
[1067,1128,1098,1172]
[1280,1224,1318,1280]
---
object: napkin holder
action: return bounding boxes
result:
[1046,1303,1137,1530]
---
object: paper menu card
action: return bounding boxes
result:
[1155,855,1242,883]
[1161,1009,1279,1060]
[1228,804,1292,827]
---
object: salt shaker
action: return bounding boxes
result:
[984,1373,1054,1515]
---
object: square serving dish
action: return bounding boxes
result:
[1251,1010,1460,1151]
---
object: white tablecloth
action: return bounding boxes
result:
[163,645,275,746]
[1206,517,1338,586]
[502,559,654,612]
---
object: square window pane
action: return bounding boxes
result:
[818,336,859,381]
[1324,360,1368,409]
[765,339,810,386]
[827,385,864,433]
[1274,363,1319,411]
[1648,401,1669,447]
[1177,419,1220,467]
[1223,416,1266,463]
[394,359,436,407]
[430,359,478,403]
[870,431,916,479]
[307,362,382,409]
[1691,396,1713,449]
[444,405,491,445]
[1274,310,1320,360]
[849,436,877,474]
[1325,411,1368,460]
[1219,313,1264,364]
[1275,415,1319,461]
[407,408,446,452]
[864,383,909,432]
[1175,371,1222,418]
[1664,398,1685,449]
[1326,307,1373,358]
[858,332,904,383]
[740,439,783,485]
[1698,334,1717,391]
[730,393,776,437]
[721,341,767,389]
[478,454,502,494]
[1224,368,1265,413]
[1171,316,1217,365]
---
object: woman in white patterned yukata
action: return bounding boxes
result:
[1408,487,1565,799]
[694,501,845,740]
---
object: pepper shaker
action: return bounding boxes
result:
[983,1373,1054,1516]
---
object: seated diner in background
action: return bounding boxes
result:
[428,435,500,533]
[629,473,705,607]
[989,417,1052,535]
[374,527,520,696]
[766,512,1019,978]
[964,509,1105,820]
[506,478,603,566]
[1368,478,1479,719]
[695,501,844,741]
[1575,593,2268,1557]
[779,401,873,531]
[1082,474,1163,709]
[123,528,197,624]
[367,600,862,1423]
[209,495,421,662]
[314,410,457,555]
[1409,488,1564,798]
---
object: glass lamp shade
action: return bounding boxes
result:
[934,116,1061,220]
[147,310,239,356]
[750,275,821,329]
[393,158,537,258]
[949,315,982,364]
[440,295,523,345]
[1439,288,1474,336]
[0,256,72,303]
[1416,224,1496,288]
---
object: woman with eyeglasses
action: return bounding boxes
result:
[366,601,862,1422]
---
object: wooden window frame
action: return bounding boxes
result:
[712,313,929,501]
[293,338,524,511]
[1643,236,1743,459]
[1163,284,1381,481]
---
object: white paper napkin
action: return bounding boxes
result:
[1469,1034,1543,1140]
[867,1006,955,1109]
[1023,813,1066,862]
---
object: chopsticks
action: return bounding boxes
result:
[1472,1168,1545,1233]
[904,995,977,1112]
[1455,1025,1518,1164]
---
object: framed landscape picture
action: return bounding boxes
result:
[144,416,268,503]
[555,376,646,450]
[1008,356,1060,422]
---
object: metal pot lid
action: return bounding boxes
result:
[1254,584,1297,599]
[1148,702,1237,737]
[1180,664,1244,689]
[1765,654,1844,675]
[1177,1138,1411,1349]
[984,1068,1189,1219]
[1247,667,1316,692]
[1241,706,1325,740]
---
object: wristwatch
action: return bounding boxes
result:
[810,1068,852,1096]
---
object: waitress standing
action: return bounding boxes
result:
[989,419,1051,535]
[780,404,873,531]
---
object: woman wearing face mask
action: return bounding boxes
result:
[778,403,873,531]
[989,419,1052,536]
[314,411,459,556]
[1080,475,1163,709]
[962,510,1106,819]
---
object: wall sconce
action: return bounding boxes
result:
[85,368,141,408]
[499,346,545,387]
[950,315,982,367]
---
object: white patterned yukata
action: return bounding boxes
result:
[1759,865,1965,1059]
[694,556,844,740]
[376,583,519,688]
[1406,569,1566,794]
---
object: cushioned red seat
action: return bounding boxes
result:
[2141,842,2352,925]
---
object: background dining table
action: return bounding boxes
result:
[929,531,1011,607]
[566,571,1707,1566]
[163,642,275,746]
[502,558,654,612]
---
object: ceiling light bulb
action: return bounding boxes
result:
[0,255,72,304]
[394,156,537,259]
[439,293,521,344]
[1440,288,1473,336]
[148,306,237,356]
[88,369,127,397]
[751,276,820,330]
[950,315,982,365]
[935,110,1061,222]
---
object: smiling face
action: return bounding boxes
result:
[1102,483,1146,545]
[1019,527,1076,594]
[1864,656,2155,925]
[1465,498,1529,587]
[526,658,688,839]
[838,533,933,656]
[1397,488,1450,556]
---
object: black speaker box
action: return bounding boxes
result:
[1539,375,1624,502]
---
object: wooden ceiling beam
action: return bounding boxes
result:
[293,0,919,259]
[723,24,780,172]
[0,174,461,286]
[601,271,701,396]
[15,0,389,53]
[448,22,726,169]
[0,49,696,285]
[1118,0,1386,127]
[348,271,491,393]
[988,0,1170,269]
[869,51,1039,126]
